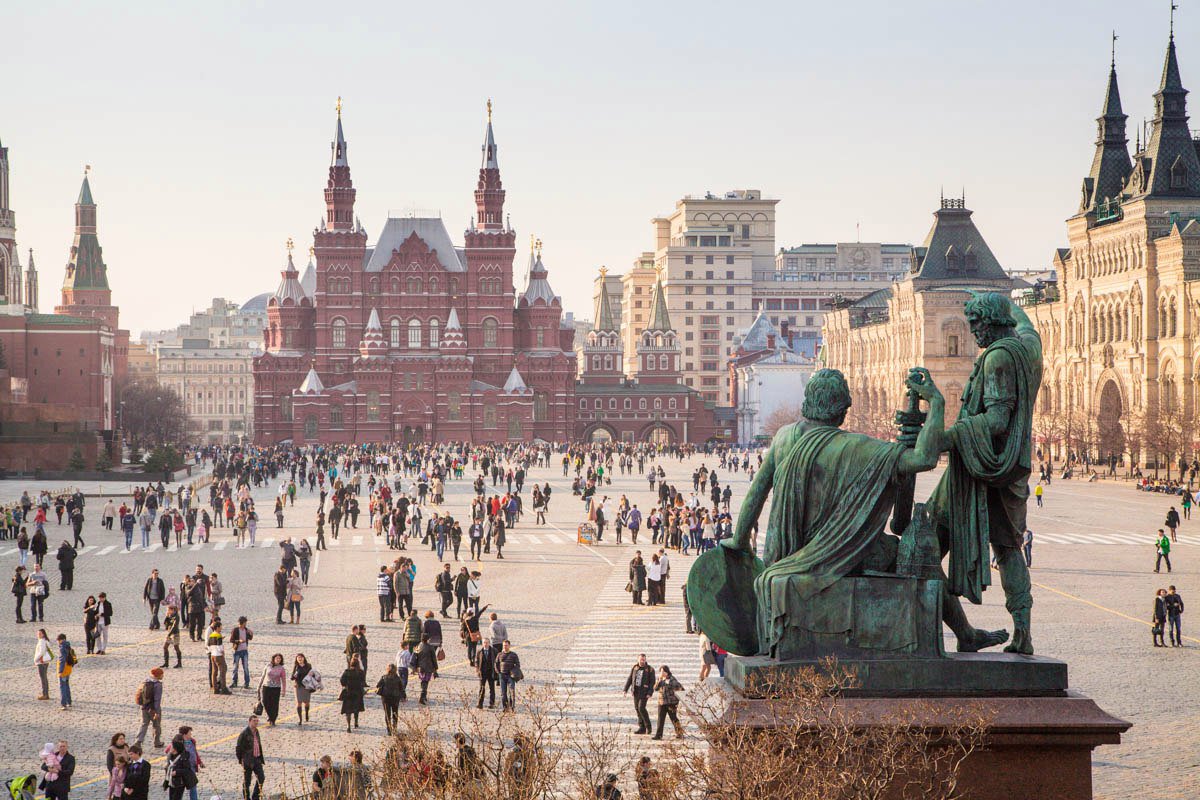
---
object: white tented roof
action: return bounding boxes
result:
[365,218,464,272]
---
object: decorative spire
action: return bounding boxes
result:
[481,99,498,169]
[359,307,387,358]
[331,98,349,167]
[646,266,672,332]
[593,269,617,333]
[325,100,357,231]
[78,166,94,205]
[474,100,505,230]
[1081,40,1132,213]
[1127,18,1200,197]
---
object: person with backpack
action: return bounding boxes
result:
[133,667,164,749]
[56,634,75,710]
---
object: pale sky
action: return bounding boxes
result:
[4,1,1194,334]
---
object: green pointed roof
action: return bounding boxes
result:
[646,275,672,332]
[593,276,617,333]
[77,174,94,205]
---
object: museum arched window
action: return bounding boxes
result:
[366,391,381,422]
[407,277,422,294]
[408,319,422,348]
[429,277,439,294]
[669,397,677,409]
[639,398,647,411]
[534,392,548,421]
[654,398,662,410]
[280,396,293,422]
[429,318,440,348]
[332,318,347,348]
[507,416,522,439]
[330,406,344,428]
[483,404,497,428]
[390,318,401,348]
[447,392,462,421]
[304,416,318,438]
[482,317,498,347]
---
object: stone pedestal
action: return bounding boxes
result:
[723,692,1129,800]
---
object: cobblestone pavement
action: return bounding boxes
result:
[0,461,1194,798]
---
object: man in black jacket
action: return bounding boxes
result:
[623,654,656,734]
[1165,585,1186,647]
[235,716,265,800]
[143,569,166,629]
[124,745,151,800]
[41,740,74,800]
[435,563,454,618]
[272,565,288,624]
[56,541,77,591]
[476,640,497,708]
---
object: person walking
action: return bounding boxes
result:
[95,592,113,654]
[143,570,166,630]
[56,541,76,591]
[376,663,404,734]
[56,633,75,710]
[651,665,684,740]
[496,639,522,711]
[377,566,393,622]
[1034,482,1043,508]
[476,639,497,708]
[344,625,369,674]
[629,552,647,605]
[27,565,48,622]
[234,717,265,800]
[12,565,28,623]
[1166,506,1181,543]
[257,654,287,726]
[1156,529,1173,573]
[161,606,182,669]
[1153,589,1169,647]
[435,563,454,618]
[207,621,231,695]
[134,667,165,749]
[338,655,367,731]
[272,565,288,625]
[413,635,439,705]
[297,540,312,583]
[291,653,318,725]
[230,617,253,687]
[1165,585,1185,647]
[623,654,655,735]
[1022,529,1034,568]
[34,628,53,700]
[286,570,304,624]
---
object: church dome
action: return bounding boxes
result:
[242,292,271,313]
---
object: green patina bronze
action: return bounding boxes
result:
[688,293,1044,672]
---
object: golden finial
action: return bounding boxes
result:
[84,164,91,175]
[308,245,315,259]
[487,98,493,122]
[535,238,543,258]
[286,237,295,254]
[530,233,535,253]
[336,96,342,118]
[654,263,664,278]
[598,265,609,279]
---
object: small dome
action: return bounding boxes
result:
[242,292,271,313]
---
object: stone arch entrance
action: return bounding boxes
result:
[587,425,615,443]
[402,425,425,445]
[1097,379,1124,459]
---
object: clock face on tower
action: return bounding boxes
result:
[850,247,868,267]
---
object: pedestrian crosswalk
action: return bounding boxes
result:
[1035,532,1200,546]
[555,552,701,733]
[0,529,583,559]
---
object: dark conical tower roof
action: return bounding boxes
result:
[1080,55,1132,214]
[1125,32,1200,198]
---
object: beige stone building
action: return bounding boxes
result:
[1020,36,1200,465]
[822,198,1013,436]
[125,342,157,384]
[155,340,256,443]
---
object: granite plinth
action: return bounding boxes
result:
[726,651,1069,698]
[721,692,1130,800]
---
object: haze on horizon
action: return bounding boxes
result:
[5,0,1193,334]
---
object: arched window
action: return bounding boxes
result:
[592,356,601,371]
[390,318,401,348]
[450,278,459,295]
[639,398,647,411]
[594,399,602,410]
[483,404,497,428]
[579,398,586,410]
[603,355,612,370]
[482,317,498,347]
[668,397,677,410]
[391,277,401,294]
[609,398,617,410]
[304,416,318,438]
[623,398,631,410]
[369,278,379,294]
[407,277,422,294]
[429,318,440,348]
[429,277,439,294]
[658,354,669,370]
[332,318,347,348]
[330,406,344,428]
[408,319,422,348]
[534,392,548,421]
[280,396,293,422]
[447,392,462,421]
[366,391,381,422]
[507,416,522,439]
[654,398,662,410]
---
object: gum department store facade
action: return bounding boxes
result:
[825,32,1200,463]
[253,106,716,445]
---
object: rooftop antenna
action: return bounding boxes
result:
[856,221,861,242]
[1172,0,1179,40]
[1112,30,1118,69]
